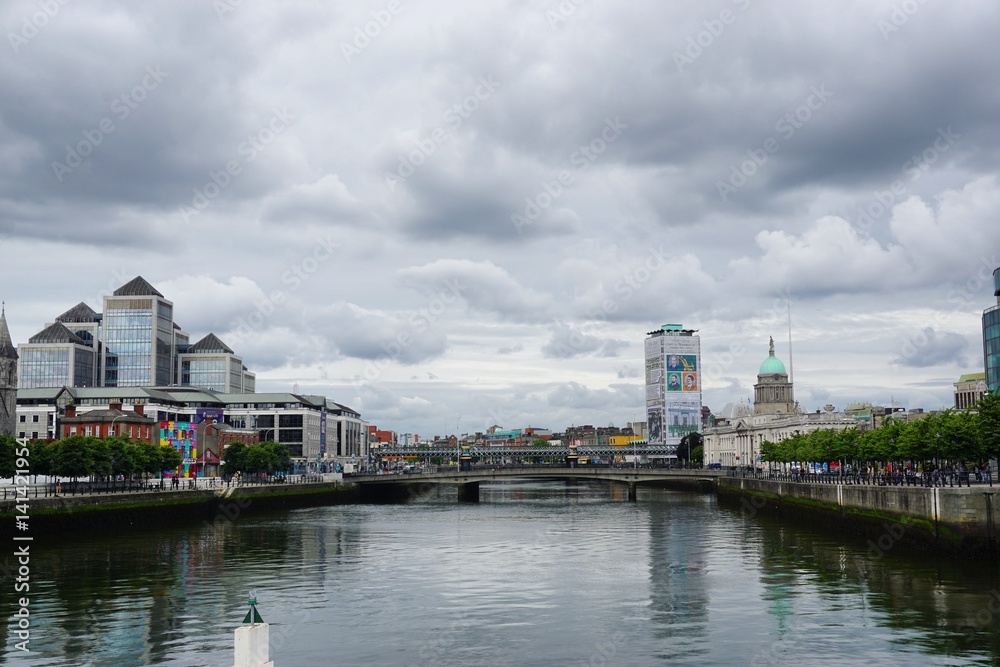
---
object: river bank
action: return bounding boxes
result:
[717,476,1000,559]
[0,481,360,539]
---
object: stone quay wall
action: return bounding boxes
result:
[717,476,1000,558]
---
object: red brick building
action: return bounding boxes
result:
[61,403,157,444]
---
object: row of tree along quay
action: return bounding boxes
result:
[756,393,1000,485]
[0,435,294,497]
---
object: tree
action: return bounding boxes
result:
[136,441,163,479]
[159,445,182,475]
[977,392,1000,460]
[242,445,271,474]
[54,435,95,480]
[29,440,56,479]
[262,441,292,473]
[531,438,548,448]
[222,441,247,475]
[0,435,17,479]
[106,436,141,479]
[677,432,703,466]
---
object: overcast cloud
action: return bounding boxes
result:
[2,0,999,437]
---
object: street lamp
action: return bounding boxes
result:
[110,413,124,438]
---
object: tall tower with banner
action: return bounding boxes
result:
[644,324,701,456]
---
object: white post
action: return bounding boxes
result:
[232,623,274,667]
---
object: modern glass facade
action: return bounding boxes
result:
[985,268,1000,394]
[102,296,179,387]
[18,346,96,389]
[986,306,1000,394]
[103,299,154,386]
[181,357,228,391]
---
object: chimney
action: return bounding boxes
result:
[65,405,76,417]
[133,404,145,416]
[205,415,214,425]
[110,402,123,412]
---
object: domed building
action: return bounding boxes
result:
[753,337,795,415]
[703,337,858,469]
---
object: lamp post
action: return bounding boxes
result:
[110,413,124,439]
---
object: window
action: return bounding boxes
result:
[32,414,39,423]
[19,415,25,422]
[85,425,92,436]
[69,427,77,435]
[31,432,38,440]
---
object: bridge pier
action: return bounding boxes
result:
[457,482,480,503]
[628,482,637,502]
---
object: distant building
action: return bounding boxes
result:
[645,324,701,455]
[60,403,156,444]
[704,338,857,468]
[985,266,1000,393]
[955,372,989,410]
[0,305,18,437]
[15,276,254,393]
[178,333,255,393]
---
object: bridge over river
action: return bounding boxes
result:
[346,467,725,502]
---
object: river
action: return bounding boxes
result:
[4,480,1000,666]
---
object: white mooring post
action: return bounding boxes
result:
[232,594,274,667]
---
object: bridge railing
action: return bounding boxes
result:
[726,468,993,488]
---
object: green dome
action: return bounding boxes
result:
[759,353,786,375]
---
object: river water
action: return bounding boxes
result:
[5,480,1000,666]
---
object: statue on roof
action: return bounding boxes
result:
[768,336,774,356]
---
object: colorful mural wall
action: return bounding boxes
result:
[160,420,198,477]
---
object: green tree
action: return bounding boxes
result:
[242,444,271,474]
[54,435,95,480]
[159,444,182,474]
[0,435,17,479]
[136,441,163,479]
[29,439,57,479]
[262,441,292,473]
[976,392,1000,460]
[690,445,704,466]
[222,441,247,475]
[532,438,548,448]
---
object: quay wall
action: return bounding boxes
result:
[717,476,1000,558]
[0,482,360,538]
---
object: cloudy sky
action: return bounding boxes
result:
[2,0,999,437]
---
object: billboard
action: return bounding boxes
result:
[645,330,701,450]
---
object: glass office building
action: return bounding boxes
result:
[985,267,1000,394]
[102,278,176,388]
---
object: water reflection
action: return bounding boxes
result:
[5,483,1000,666]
